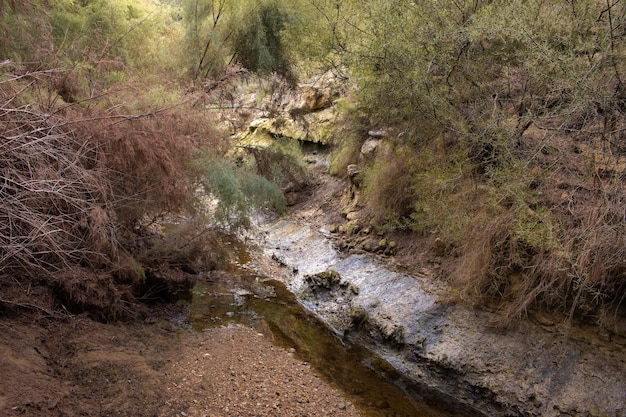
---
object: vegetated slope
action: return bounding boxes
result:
[318,0,626,330]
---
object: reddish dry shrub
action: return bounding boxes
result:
[457,167,626,326]
[0,70,225,320]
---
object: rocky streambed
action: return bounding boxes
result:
[210,70,625,417]
[251,217,626,417]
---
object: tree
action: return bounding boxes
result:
[230,1,291,79]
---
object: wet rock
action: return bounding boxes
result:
[304,270,342,291]
[257,218,626,417]
[348,306,368,329]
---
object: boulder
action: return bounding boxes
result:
[360,138,379,161]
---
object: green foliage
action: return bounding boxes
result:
[408,149,470,240]
[362,145,418,224]
[180,0,231,79]
[304,0,626,322]
[243,135,308,189]
[328,132,362,177]
[0,1,51,64]
[230,1,291,78]
[180,0,296,80]
[49,0,162,67]
[192,151,286,228]
[327,99,369,176]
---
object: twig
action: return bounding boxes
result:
[0,298,69,320]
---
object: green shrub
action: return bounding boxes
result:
[362,145,419,225]
[243,136,308,190]
[191,150,287,228]
[230,2,291,78]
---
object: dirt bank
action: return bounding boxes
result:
[0,309,362,417]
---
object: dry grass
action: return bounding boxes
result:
[453,127,626,327]
[362,145,419,223]
[1,79,114,277]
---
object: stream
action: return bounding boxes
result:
[184,213,626,417]
[187,272,473,417]
[184,226,482,417]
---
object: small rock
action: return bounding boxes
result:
[346,211,359,221]
[338,402,347,410]
[433,237,447,256]
[347,164,360,178]
[367,129,387,138]
[345,220,360,235]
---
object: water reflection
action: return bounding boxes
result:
[188,272,466,417]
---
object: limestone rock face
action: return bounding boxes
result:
[239,112,336,146]
[237,72,344,147]
[293,85,338,114]
[291,72,346,116]
[258,218,626,417]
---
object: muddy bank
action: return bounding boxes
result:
[252,218,626,417]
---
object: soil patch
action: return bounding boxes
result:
[0,310,361,417]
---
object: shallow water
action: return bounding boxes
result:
[188,273,471,417]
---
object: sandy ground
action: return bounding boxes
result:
[0,310,362,417]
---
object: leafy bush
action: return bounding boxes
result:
[241,135,308,190]
[362,146,418,224]
[230,2,291,78]
[191,150,287,228]
[0,64,235,319]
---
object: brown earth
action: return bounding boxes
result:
[0,308,362,417]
